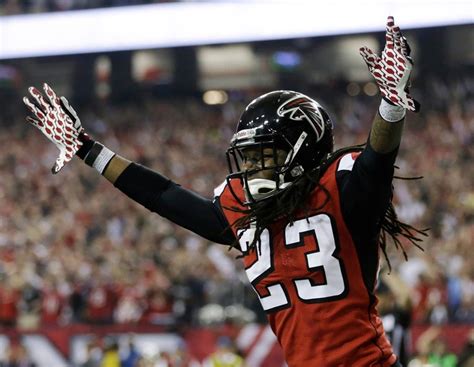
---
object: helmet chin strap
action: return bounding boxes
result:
[283,131,307,169]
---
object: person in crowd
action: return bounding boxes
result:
[0,342,36,367]
[0,278,19,328]
[458,328,474,367]
[203,336,245,367]
[377,269,413,366]
[409,326,458,367]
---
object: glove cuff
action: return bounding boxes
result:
[379,98,406,123]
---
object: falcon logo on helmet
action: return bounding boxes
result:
[277,95,325,142]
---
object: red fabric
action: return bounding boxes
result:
[218,153,396,367]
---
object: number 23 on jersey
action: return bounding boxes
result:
[238,213,348,312]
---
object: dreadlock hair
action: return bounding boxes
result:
[225,144,428,271]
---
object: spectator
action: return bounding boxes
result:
[0,278,19,328]
[100,337,121,367]
[409,327,458,367]
[458,328,474,367]
[85,276,117,324]
[203,336,245,367]
[120,338,141,367]
[80,340,102,367]
[377,269,413,366]
[40,277,65,325]
[0,342,36,367]
[140,287,174,326]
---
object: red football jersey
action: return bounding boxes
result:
[216,153,396,367]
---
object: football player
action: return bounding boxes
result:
[24,17,425,367]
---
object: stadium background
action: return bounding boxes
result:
[0,1,472,366]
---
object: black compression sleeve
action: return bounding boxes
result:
[338,142,397,234]
[114,163,234,245]
[337,143,398,291]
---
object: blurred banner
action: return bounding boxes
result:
[0,1,472,59]
[0,323,471,366]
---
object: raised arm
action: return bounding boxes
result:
[23,85,234,245]
[338,16,421,239]
[361,15,420,154]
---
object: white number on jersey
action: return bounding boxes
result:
[239,214,347,312]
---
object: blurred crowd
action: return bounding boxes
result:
[0,335,245,366]
[0,73,472,365]
[0,95,264,331]
[0,0,175,15]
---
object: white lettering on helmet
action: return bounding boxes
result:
[231,128,257,143]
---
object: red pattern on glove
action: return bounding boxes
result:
[360,16,420,112]
[23,83,84,174]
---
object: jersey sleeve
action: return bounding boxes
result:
[336,143,398,241]
[113,163,235,245]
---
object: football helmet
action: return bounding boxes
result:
[226,90,334,206]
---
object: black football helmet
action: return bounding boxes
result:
[226,90,334,206]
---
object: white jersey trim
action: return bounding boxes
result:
[337,153,356,172]
[213,180,227,199]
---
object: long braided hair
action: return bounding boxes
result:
[225,144,428,270]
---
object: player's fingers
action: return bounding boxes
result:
[60,96,81,128]
[52,158,64,174]
[393,26,402,53]
[53,147,74,173]
[25,116,43,128]
[386,16,395,49]
[28,86,51,112]
[359,47,378,68]
[387,16,395,29]
[401,36,413,59]
[23,96,37,113]
[60,96,75,116]
[406,97,421,113]
[23,97,46,120]
[43,83,62,109]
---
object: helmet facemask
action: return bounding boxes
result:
[226,130,309,206]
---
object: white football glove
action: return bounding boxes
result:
[360,16,420,112]
[23,83,85,174]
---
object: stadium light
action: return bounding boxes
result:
[203,90,229,105]
[0,0,472,59]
